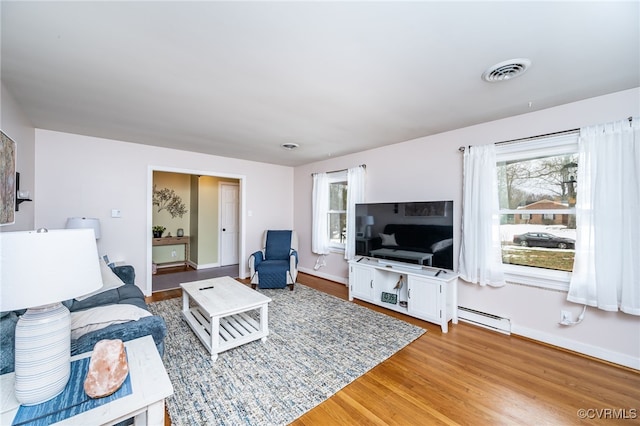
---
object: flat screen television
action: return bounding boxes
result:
[354,201,454,270]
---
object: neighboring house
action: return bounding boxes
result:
[515,200,568,226]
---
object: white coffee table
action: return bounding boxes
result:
[0,335,173,425]
[180,276,272,362]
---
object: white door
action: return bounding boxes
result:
[220,183,239,266]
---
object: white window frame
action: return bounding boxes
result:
[496,132,578,291]
[327,171,347,252]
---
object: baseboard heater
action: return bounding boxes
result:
[458,307,511,335]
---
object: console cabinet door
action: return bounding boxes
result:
[349,264,375,302]
[407,276,440,322]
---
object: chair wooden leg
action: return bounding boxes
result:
[288,283,294,291]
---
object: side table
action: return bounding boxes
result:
[152,236,190,269]
[1,335,173,425]
[355,237,375,256]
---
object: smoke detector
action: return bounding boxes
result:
[281,143,299,150]
[482,58,531,82]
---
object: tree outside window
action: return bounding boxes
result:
[497,150,578,272]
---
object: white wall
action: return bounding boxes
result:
[34,129,294,294]
[293,88,640,369]
[0,83,35,231]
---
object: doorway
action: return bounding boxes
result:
[219,182,239,266]
[147,166,246,295]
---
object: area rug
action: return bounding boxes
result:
[148,283,425,425]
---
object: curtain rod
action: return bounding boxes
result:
[458,128,579,153]
[458,116,635,153]
[311,164,366,176]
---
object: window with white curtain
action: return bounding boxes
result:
[496,132,579,290]
[312,166,365,258]
[327,171,348,250]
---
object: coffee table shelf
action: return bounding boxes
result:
[181,277,271,362]
[186,306,262,352]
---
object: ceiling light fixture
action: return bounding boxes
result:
[281,143,299,150]
[482,58,531,82]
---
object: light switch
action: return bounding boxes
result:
[111,209,122,218]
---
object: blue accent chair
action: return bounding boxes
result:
[249,230,299,290]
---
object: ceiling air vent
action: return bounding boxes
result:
[482,58,531,82]
[281,143,299,150]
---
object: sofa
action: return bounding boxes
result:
[0,264,167,375]
[371,224,454,270]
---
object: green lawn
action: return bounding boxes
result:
[501,245,575,272]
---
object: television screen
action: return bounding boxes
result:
[354,201,454,270]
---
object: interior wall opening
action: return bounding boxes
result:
[148,168,244,294]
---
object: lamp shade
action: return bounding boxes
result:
[66,217,101,239]
[0,229,103,311]
[364,216,375,225]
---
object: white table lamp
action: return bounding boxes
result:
[0,229,102,405]
[364,216,375,238]
[65,217,101,239]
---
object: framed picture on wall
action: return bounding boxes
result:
[1,130,17,226]
[404,201,447,217]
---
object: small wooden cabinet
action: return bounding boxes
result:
[348,258,458,332]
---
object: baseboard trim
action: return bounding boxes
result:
[511,324,640,371]
[298,267,348,285]
[195,262,219,270]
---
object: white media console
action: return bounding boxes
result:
[348,257,458,332]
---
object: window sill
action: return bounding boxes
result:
[502,264,571,291]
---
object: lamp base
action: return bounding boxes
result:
[14,303,71,405]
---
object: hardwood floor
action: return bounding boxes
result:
[147,273,640,425]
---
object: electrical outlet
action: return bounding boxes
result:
[561,310,572,323]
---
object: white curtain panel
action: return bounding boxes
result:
[344,165,366,260]
[311,172,330,255]
[568,117,639,315]
[458,144,505,287]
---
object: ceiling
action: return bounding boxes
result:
[2,1,638,167]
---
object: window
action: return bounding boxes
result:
[327,171,347,250]
[496,132,578,288]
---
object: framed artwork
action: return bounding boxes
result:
[404,201,447,217]
[1,130,17,225]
